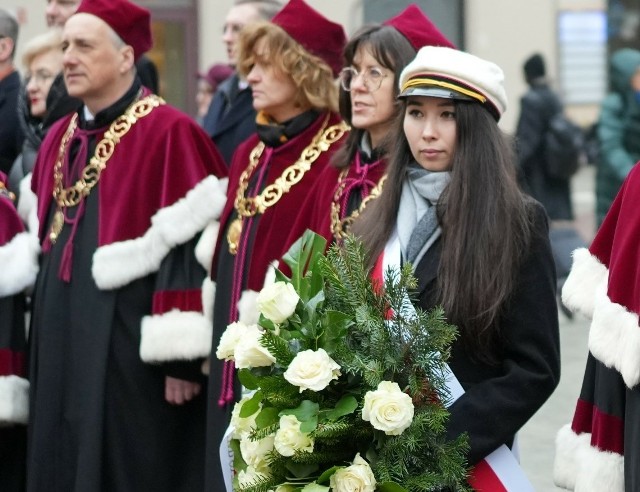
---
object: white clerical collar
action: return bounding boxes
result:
[83,105,95,122]
[238,78,249,90]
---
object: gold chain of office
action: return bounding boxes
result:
[330,168,387,240]
[227,116,349,254]
[48,94,166,244]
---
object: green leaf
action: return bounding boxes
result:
[281,230,327,294]
[299,416,318,433]
[237,368,259,390]
[255,406,279,429]
[229,438,247,473]
[325,395,358,421]
[378,482,409,492]
[239,390,262,418]
[316,466,342,484]
[279,400,319,424]
[319,310,352,353]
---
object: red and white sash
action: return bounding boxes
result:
[374,231,534,492]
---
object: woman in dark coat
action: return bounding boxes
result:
[353,46,560,488]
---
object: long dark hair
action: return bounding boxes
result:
[352,100,533,363]
[332,25,415,169]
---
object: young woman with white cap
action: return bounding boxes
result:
[352,46,561,488]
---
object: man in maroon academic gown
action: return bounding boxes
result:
[0,172,38,492]
[26,0,228,490]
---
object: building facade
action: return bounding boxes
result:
[9,0,605,132]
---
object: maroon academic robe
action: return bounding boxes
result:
[27,84,228,492]
[0,172,38,492]
[554,163,640,491]
[204,111,348,489]
[284,150,387,250]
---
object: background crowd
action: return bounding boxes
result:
[0,0,638,491]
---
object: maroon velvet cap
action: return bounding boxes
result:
[271,0,346,76]
[384,3,455,50]
[198,64,234,92]
[75,0,152,61]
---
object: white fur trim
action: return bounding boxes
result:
[237,290,260,325]
[93,175,227,290]
[0,231,40,297]
[202,277,215,322]
[140,310,212,363]
[562,248,608,319]
[590,281,640,388]
[0,375,29,425]
[553,424,624,491]
[17,173,39,233]
[195,221,220,273]
[553,424,591,490]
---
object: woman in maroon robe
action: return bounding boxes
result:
[203,0,349,488]
[283,5,455,248]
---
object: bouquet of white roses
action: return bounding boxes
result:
[217,231,470,492]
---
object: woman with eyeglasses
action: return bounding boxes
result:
[282,4,454,248]
[9,28,79,209]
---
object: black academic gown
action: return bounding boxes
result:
[26,83,223,492]
[202,73,256,165]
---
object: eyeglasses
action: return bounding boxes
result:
[339,66,388,92]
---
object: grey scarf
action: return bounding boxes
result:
[397,164,451,267]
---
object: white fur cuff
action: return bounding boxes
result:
[93,175,227,290]
[0,231,40,297]
[553,424,624,492]
[140,310,212,363]
[561,248,608,319]
[0,375,29,425]
[590,283,640,388]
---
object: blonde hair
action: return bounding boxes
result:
[237,21,338,113]
[21,28,63,70]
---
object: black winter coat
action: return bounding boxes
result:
[0,71,24,175]
[516,81,573,221]
[202,73,256,166]
[415,201,561,465]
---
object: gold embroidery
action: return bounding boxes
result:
[227,115,349,254]
[49,95,165,244]
[330,168,387,240]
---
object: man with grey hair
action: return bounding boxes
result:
[202,0,282,164]
[26,0,228,490]
[0,9,24,175]
[45,0,159,93]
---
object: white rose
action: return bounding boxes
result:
[329,453,376,492]
[240,434,275,469]
[362,381,414,436]
[234,324,276,369]
[283,348,341,392]
[215,321,246,361]
[257,281,300,324]
[230,396,260,439]
[274,414,314,457]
